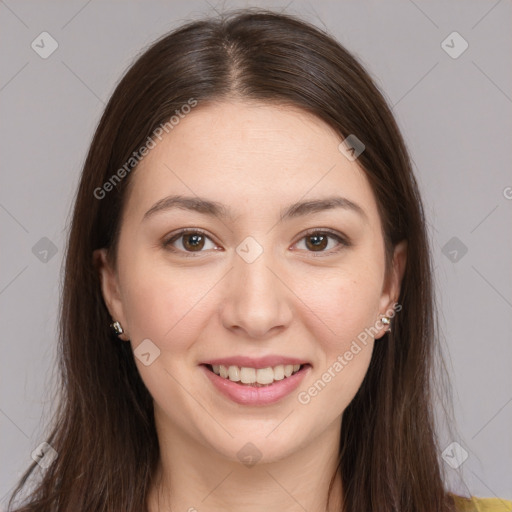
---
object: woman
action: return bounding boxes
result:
[7,8,511,512]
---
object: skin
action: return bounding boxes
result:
[94,100,407,512]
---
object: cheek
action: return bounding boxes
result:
[293,258,383,347]
[119,257,211,347]
[294,269,378,415]
[119,260,217,410]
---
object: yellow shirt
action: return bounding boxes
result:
[451,494,512,511]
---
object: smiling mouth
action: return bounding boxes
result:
[203,363,310,387]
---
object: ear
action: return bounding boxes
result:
[375,240,407,339]
[92,248,130,341]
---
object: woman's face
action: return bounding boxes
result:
[94,100,406,464]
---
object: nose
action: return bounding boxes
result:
[220,248,293,339]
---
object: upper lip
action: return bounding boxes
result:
[201,355,310,369]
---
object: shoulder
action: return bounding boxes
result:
[450,493,512,512]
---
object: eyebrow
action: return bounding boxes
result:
[142,194,368,223]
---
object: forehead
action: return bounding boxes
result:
[122,100,380,227]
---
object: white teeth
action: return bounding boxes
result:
[240,367,256,384]
[256,367,274,385]
[273,365,285,380]
[228,365,240,382]
[210,363,304,385]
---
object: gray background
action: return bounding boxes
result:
[1,0,511,506]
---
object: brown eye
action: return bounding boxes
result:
[182,233,206,251]
[163,229,217,255]
[305,233,329,251]
[295,230,350,255]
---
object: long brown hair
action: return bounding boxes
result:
[8,8,463,511]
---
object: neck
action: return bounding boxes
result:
[147,411,344,512]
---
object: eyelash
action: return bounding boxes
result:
[162,228,351,257]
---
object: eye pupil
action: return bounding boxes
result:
[183,234,205,251]
[306,234,328,251]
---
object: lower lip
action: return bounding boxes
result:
[200,364,311,406]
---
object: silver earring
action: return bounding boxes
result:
[381,316,392,333]
[110,320,124,336]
